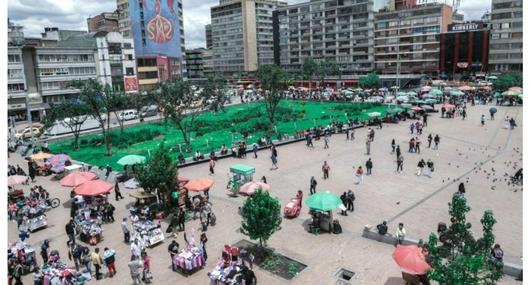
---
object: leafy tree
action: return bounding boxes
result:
[134,142,178,205]
[43,99,90,150]
[202,75,228,113]
[421,192,503,285]
[316,60,339,90]
[302,58,318,92]
[69,80,117,156]
[359,73,380,89]
[493,73,522,92]
[240,188,282,247]
[108,91,129,135]
[256,65,290,132]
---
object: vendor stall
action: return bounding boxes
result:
[173,246,205,275]
[132,220,165,247]
[208,245,256,285]
[77,219,102,245]
[33,262,86,285]
[18,204,48,232]
[227,164,255,196]
[8,242,37,274]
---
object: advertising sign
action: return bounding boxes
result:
[124,75,139,93]
[129,0,182,58]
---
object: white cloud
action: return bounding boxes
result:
[9,0,492,48]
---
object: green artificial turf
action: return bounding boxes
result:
[49,100,401,170]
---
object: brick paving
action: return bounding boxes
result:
[9,103,522,285]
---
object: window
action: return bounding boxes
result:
[8,69,23,79]
[8,54,21,63]
[500,23,510,29]
[8,83,24,92]
[500,33,510,39]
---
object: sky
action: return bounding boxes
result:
[9,0,491,49]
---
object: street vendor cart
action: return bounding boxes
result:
[227,164,255,196]
[132,220,165,247]
[173,246,205,275]
[129,191,157,208]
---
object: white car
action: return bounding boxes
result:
[118,110,139,121]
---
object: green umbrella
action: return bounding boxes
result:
[396,92,408,97]
[117,154,146,166]
[430,88,443,96]
[450,90,464,96]
[352,88,364,93]
[424,99,437,104]
[341,90,354,95]
[305,191,343,211]
[387,107,404,114]
[517,92,523,99]
[487,76,498,80]
[412,99,427,104]
[407,91,418,96]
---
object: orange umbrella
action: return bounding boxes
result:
[392,245,431,275]
[184,178,214,192]
[60,172,97,187]
[74,180,113,196]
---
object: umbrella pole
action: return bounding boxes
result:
[330,210,334,233]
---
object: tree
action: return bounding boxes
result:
[108,91,128,135]
[202,75,228,113]
[69,80,117,156]
[302,58,318,92]
[43,99,90,150]
[420,192,503,285]
[316,60,339,90]
[134,142,178,205]
[493,73,522,92]
[359,73,380,89]
[240,188,282,247]
[256,65,290,132]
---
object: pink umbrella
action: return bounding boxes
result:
[420,86,431,92]
[509,86,522,92]
[239,181,270,196]
[60,172,97,187]
[48,154,72,165]
[392,245,431,275]
[442,103,455,110]
[74,180,113,196]
[8,175,28,186]
[412,106,423,111]
[458,85,473,91]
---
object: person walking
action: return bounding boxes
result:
[323,136,329,149]
[131,239,142,258]
[365,158,373,175]
[340,192,348,216]
[355,166,364,184]
[65,219,76,246]
[346,189,355,212]
[270,153,278,170]
[408,138,416,153]
[28,160,36,183]
[350,128,355,140]
[252,143,258,158]
[115,181,124,201]
[322,161,330,179]
[490,109,495,120]
[122,217,130,243]
[208,158,216,175]
[462,109,467,120]
[105,165,112,180]
[395,223,406,245]
[168,240,179,271]
[427,134,433,148]
[458,182,466,194]
[409,122,415,134]
[310,176,317,195]
[200,232,208,261]
[481,114,486,126]
[434,134,440,150]
[103,247,116,278]
[396,145,401,160]
[422,114,428,127]
[68,243,82,272]
[81,247,92,274]
[415,138,421,154]
[40,240,50,264]
[426,159,434,178]
[13,261,23,285]
[141,251,151,283]
[417,159,425,176]
[128,255,143,285]
[345,128,350,140]
[391,139,396,153]
[396,154,404,173]
[91,247,103,280]
[365,138,371,155]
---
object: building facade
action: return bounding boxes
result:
[185,48,206,79]
[439,22,489,80]
[374,3,453,83]
[210,0,286,74]
[488,0,523,74]
[87,12,119,33]
[117,0,132,38]
[205,24,213,49]
[273,0,375,75]
[8,46,28,120]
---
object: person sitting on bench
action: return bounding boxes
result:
[377,221,388,235]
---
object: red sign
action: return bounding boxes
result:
[124,76,138,93]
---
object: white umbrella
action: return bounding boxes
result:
[368,112,382,117]
[124,178,140,189]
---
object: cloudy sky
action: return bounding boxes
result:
[9,0,491,49]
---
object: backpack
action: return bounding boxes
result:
[73,245,82,259]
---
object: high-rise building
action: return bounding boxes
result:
[128,0,186,89]
[205,24,213,49]
[8,20,24,46]
[210,0,286,74]
[185,48,206,79]
[489,0,523,73]
[87,12,119,33]
[273,0,375,76]
[117,0,132,38]
[439,22,490,80]
[374,3,453,86]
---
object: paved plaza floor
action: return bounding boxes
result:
[8,103,522,285]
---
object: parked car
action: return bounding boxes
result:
[118,109,139,121]
[15,127,42,140]
[140,105,158,118]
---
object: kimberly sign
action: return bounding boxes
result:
[448,22,484,32]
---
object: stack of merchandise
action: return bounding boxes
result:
[132,220,164,247]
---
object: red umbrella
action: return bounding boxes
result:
[178,177,190,184]
[184,178,214,192]
[392,245,431,275]
[60,172,97,187]
[74,180,113,196]
[442,103,455,110]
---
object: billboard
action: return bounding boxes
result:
[124,75,139,93]
[129,0,182,58]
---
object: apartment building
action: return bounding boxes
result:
[95,32,137,92]
[185,48,206,79]
[374,3,453,84]
[488,0,523,73]
[210,0,286,74]
[87,12,119,33]
[205,24,213,49]
[273,0,375,75]
[8,46,28,121]
[117,0,132,38]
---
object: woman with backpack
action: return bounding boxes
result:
[103,247,117,278]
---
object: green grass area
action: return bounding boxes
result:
[49,100,399,170]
